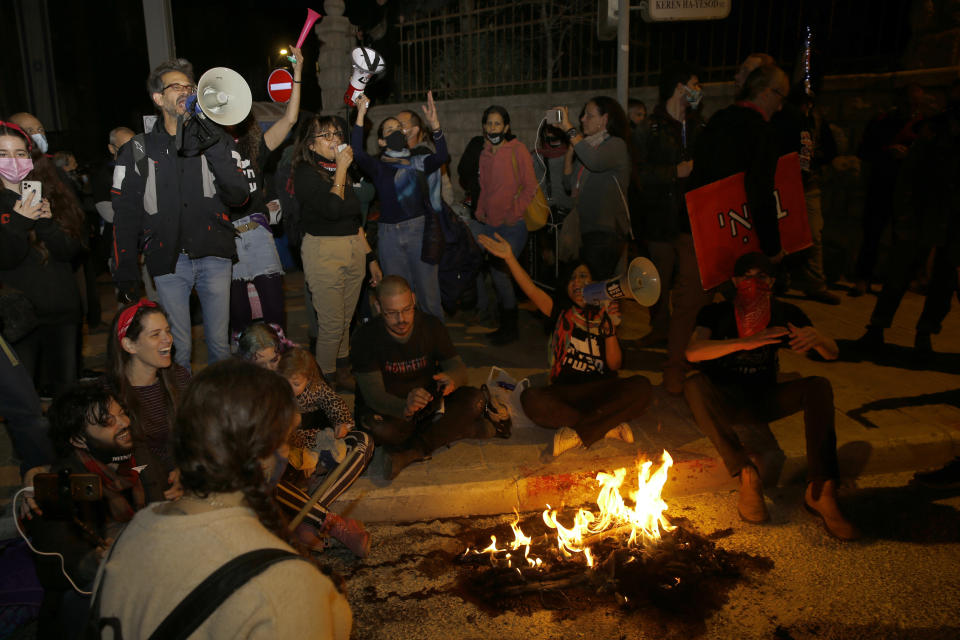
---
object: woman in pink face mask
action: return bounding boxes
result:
[0,120,86,396]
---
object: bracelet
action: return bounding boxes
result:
[332,183,345,189]
[566,128,580,138]
[293,80,302,84]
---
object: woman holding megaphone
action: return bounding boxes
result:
[476,233,652,457]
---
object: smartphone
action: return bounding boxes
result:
[20,180,42,201]
[546,109,563,125]
[33,472,102,523]
[34,472,102,506]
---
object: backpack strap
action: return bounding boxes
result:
[147,548,303,640]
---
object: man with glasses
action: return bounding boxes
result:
[111,58,249,369]
[682,252,857,540]
[350,276,506,480]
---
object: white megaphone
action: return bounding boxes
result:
[343,47,386,107]
[194,67,253,126]
[582,257,661,307]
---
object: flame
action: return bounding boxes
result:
[542,450,674,566]
[465,451,674,571]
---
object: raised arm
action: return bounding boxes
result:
[350,95,381,179]
[263,46,304,151]
[476,232,553,316]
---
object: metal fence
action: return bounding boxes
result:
[389,0,914,103]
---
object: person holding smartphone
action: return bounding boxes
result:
[27,382,145,640]
[0,120,85,397]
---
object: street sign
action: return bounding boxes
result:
[267,68,294,103]
[640,0,732,22]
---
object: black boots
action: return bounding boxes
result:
[486,308,519,346]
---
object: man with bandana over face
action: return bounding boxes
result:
[27,382,149,637]
[682,252,858,540]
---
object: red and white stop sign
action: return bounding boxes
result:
[267,68,294,103]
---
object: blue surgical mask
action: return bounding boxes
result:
[684,86,703,110]
[30,133,48,154]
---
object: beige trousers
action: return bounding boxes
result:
[301,233,366,374]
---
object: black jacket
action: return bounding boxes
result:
[110,128,249,288]
[635,105,705,242]
[0,189,82,326]
[691,103,781,256]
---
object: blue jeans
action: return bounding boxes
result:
[154,253,232,369]
[470,219,528,310]
[378,216,443,320]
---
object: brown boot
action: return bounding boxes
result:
[804,479,860,541]
[737,465,769,523]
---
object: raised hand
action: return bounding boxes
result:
[421,90,440,130]
[290,45,304,76]
[476,232,513,260]
[335,144,353,169]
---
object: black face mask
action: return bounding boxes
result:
[545,136,562,147]
[385,130,407,151]
[486,133,503,145]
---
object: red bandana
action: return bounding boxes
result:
[734,279,772,337]
[116,299,158,341]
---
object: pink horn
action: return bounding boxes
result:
[295,8,322,49]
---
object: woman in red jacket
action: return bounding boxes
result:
[471,105,537,345]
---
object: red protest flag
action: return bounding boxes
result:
[684,152,811,290]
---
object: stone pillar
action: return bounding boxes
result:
[315,0,355,114]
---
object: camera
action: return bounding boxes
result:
[33,471,102,520]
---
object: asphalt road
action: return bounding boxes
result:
[324,472,960,640]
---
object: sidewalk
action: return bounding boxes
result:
[331,282,960,523]
[2,272,958,530]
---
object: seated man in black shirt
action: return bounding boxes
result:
[683,253,858,540]
[351,276,508,479]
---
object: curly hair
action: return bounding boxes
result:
[236,321,281,361]
[174,360,296,541]
[106,303,181,447]
[48,381,125,459]
[580,96,632,141]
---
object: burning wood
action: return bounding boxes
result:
[455,450,773,618]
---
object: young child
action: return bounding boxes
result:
[276,348,374,556]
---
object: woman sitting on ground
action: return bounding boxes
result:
[477,233,652,456]
[93,360,352,638]
[106,300,188,502]
[239,326,372,557]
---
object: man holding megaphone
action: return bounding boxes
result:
[111,58,251,370]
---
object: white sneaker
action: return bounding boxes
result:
[604,423,634,443]
[552,427,584,457]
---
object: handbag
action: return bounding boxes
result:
[509,149,549,231]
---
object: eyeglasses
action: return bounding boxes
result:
[770,87,787,100]
[162,82,196,94]
[382,304,415,321]
[314,131,342,141]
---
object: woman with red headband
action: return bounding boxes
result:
[0,119,85,397]
[106,300,188,501]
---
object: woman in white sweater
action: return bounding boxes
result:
[93,360,352,639]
